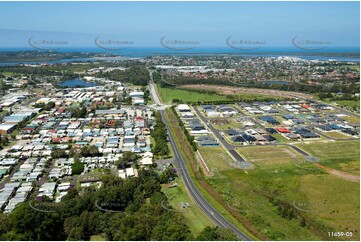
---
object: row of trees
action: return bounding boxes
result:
[0,169,237,240]
[170,107,197,152]
[151,112,169,156]
[158,72,359,95]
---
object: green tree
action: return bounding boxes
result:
[51,148,67,159]
[7,202,65,240]
[116,151,138,169]
[80,145,100,157]
[196,226,238,241]
[71,160,84,175]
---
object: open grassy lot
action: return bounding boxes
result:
[158,86,232,104]
[208,161,359,241]
[166,108,360,240]
[342,115,360,123]
[339,65,360,72]
[336,100,360,110]
[179,84,311,100]
[296,140,360,175]
[237,146,304,167]
[271,134,290,143]
[324,131,352,139]
[198,146,236,173]
[90,234,107,241]
[299,174,360,238]
[208,117,243,130]
[161,177,214,236]
[1,72,14,77]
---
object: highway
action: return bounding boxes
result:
[149,71,252,240]
[159,110,252,241]
[149,71,163,106]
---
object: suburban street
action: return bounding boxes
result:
[193,106,252,168]
[193,106,318,160]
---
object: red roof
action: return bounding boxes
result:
[276,127,291,133]
[301,104,311,109]
[52,137,61,142]
[57,107,65,113]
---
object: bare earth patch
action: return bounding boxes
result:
[314,163,360,183]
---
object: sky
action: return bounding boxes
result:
[0,1,359,50]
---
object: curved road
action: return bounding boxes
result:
[149,72,252,240]
[159,110,252,241]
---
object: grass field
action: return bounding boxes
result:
[269,134,289,143]
[208,117,243,130]
[166,108,360,240]
[296,140,360,175]
[208,160,360,240]
[198,146,236,173]
[158,85,231,104]
[339,65,360,72]
[2,72,14,77]
[336,100,360,110]
[161,177,214,236]
[298,174,360,239]
[342,115,360,123]
[90,235,107,241]
[237,146,304,167]
[323,131,351,139]
[180,84,306,100]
